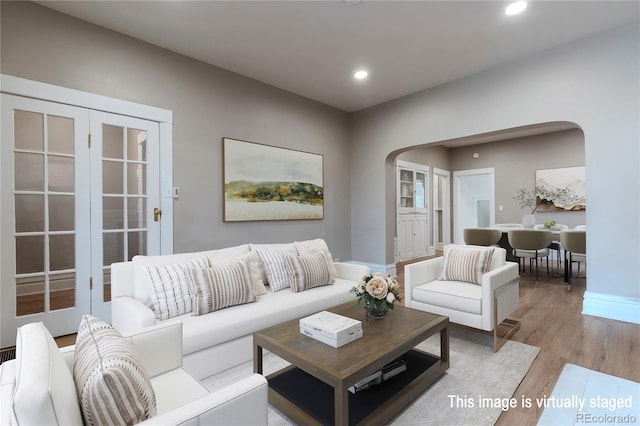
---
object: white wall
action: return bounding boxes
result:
[350,24,639,322]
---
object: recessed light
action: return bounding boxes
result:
[505,1,527,15]
[354,70,368,80]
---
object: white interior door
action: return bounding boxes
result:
[453,168,495,244]
[89,112,161,321]
[1,95,91,347]
[1,96,162,347]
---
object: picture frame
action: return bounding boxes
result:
[535,166,586,212]
[222,137,324,221]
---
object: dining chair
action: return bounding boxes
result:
[494,223,524,229]
[560,230,586,291]
[573,225,586,276]
[533,224,569,273]
[463,228,502,246]
[507,229,553,286]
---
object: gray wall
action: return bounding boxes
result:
[395,129,586,235]
[396,145,451,171]
[0,2,352,259]
[451,129,586,228]
[350,24,639,301]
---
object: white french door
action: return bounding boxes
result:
[89,111,161,321]
[1,95,161,347]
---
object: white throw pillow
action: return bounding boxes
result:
[12,322,83,426]
[250,243,297,284]
[207,244,252,259]
[144,257,209,320]
[287,251,335,292]
[73,315,156,426]
[440,246,495,285]
[295,238,338,277]
[188,258,257,315]
[255,248,297,292]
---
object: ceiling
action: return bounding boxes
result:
[39,1,639,113]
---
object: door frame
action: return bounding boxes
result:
[1,74,173,253]
[432,168,451,251]
[452,168,495,244]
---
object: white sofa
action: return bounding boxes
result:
[0,321,267,426]
[111,241,370,380]
[404,245,520,351]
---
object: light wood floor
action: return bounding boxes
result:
[397,257,640,425]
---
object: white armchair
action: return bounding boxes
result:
[405,245,520,351]
[0,321,267,426]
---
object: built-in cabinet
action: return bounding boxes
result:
[397,213,428,260]
[396,160,432,261]
[398,163,428,214]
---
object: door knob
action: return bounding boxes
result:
[154,207,162,222]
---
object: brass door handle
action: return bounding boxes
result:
[154,207,162,222]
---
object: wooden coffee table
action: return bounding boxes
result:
[253,302,449,426]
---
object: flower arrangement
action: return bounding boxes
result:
[351,273,401,318]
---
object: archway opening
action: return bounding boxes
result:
[385,121,585,268]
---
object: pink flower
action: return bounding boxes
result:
[388,278,400,291]
[386,292,396,304]
[366,277,389,299]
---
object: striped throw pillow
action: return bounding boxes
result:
[73,315,156,426]
[207,251,267,297]
[255,249,296,292]
[188,259,257,315]
[144,257,209,320]
[440,246,495,285]
[287,251,335,292]
[294,239,338,277]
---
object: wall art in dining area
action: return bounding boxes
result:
[223,137,324,221]
[535,166,586,212]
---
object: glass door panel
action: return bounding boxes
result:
[14,110,44,150]
[399,167,414,209]
[415,171,426,210]
[15,111,77,315]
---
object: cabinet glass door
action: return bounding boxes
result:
[399,168,414,209]
[415,171,426,210]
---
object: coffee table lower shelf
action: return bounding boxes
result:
[268,349,444,426]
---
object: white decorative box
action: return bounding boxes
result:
[299,311,363,348]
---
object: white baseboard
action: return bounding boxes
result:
[346,261,397,277]
[582,291,640,325]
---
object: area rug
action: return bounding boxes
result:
[537,363,639,426]
[202,327,539,425]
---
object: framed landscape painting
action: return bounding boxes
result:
[223,137,324,221]
[535,166,586,212]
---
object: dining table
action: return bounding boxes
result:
[492,227,567,281]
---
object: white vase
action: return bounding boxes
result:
[522,214,536,229]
